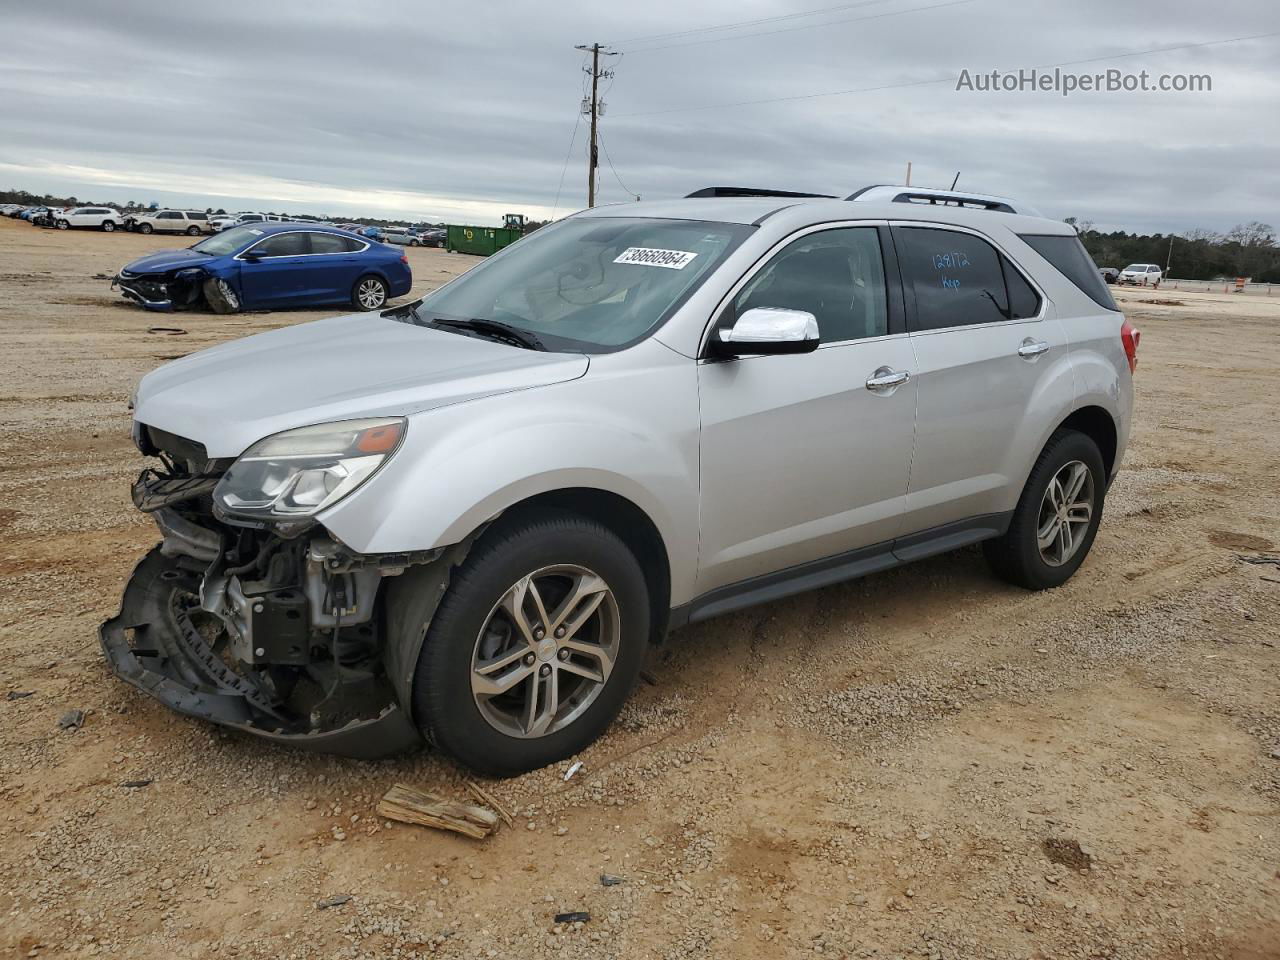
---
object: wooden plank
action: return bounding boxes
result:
[376,783,499,840]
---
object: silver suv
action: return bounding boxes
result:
[103,186,1139,775]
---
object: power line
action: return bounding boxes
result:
[549,109,583,222]
[616,28,1280,118]
[618,0,975,54]
[608,0,898,48]
[596,126,637,199]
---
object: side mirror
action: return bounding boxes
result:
[241,248,262,261]
[713,307,820,357]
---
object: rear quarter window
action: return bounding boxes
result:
[1020,234,1118,311]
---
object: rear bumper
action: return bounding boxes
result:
[100,547,422,759]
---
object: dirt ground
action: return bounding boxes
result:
[1,214,1278,960]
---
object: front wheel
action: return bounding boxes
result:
[138,222,153,235]
[56,219,69,230]
[202,277,241,314]
[102,220,115,232]
[410,512,649,776]
[984,429,1106,590]
[352,275,388,311]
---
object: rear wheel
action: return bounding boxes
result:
[102,220,115,232]
[352,275,388,311]
[984,429,1106,590]
[185,225,201,236]
[411,512,649,776]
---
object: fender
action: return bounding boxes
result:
[319,339,703,605]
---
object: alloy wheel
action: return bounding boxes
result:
[358,278,386,309]
[470,564,620,739]
[1037,460,1094,567]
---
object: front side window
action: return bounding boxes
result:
[896,227,1029,330]
[729,227,888,343]
[406,217,751,352]
[251,233,310,257]
[158,212,179,220]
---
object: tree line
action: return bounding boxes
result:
[1066,217,1278,282]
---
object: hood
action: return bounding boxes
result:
[122,248,216,275]
[133,313,590,457]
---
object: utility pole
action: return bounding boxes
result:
[575,43,617,208]
[1166,234,1175,275]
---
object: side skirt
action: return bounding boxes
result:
[668,512,1012,628]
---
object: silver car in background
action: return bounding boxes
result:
[103,185,1138,775]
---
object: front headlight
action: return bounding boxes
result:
[213,417,406,520]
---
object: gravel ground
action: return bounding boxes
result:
[1,216,1278,959]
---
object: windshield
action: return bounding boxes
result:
[1123,264,1149,271]
[192,225,262,255]
[406,217,751,352]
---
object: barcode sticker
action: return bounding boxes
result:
[614,247,698,270]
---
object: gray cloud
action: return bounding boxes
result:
[1,0,1276,230]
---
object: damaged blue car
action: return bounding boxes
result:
[112,223,413,313]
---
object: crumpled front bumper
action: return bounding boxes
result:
[112,274,173,310]
[99,547,422,759]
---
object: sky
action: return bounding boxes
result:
[1,0,1277,232]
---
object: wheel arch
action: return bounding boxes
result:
[489,487,672,644]
[1056,405,1119,478]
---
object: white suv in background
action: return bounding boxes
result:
[1119,263,1162,286]
[130,210,213,236]
[53,207,124,231]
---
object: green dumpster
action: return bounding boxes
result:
[446,224,522,256]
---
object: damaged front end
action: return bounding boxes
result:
[112,266,210,311]
[100,424,440,758]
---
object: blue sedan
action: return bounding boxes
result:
[112,223,413,313]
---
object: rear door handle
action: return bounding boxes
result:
[866,367,911,392]
[1017,339,1050,359]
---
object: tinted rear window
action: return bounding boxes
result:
[1020,234,1118,311]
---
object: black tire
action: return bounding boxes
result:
[185,225,201,236]
[138,222,153,235]
[984,429,1106,590]
[202,277,241,314]
[56,219,69,230]
[352,274,388,311]
[411,511,649,776]
[102,220,115,232]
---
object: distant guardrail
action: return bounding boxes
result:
[1160,278,1276,296]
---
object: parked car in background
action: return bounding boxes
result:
[415,227,447,248]
[383,226,424,246]
[19,206,50,221]
[51,206,125,231]
[1118,263,1161,286]
[1098,266,1119,284]
[357,225,385,242]
[112,222,412,314]
[128,210,213,235]
[104,185,1137,775]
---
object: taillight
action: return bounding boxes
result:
[1120,318,1140,372]
[399,254,408,264]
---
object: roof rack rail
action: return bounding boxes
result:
[686,186,838,199]
[845,185,1041,217]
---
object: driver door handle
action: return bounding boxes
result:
[1017,338,1050,359]
[866,367,911,392]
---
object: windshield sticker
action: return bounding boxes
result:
[247,228,263,235]
[614,247,698,270]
